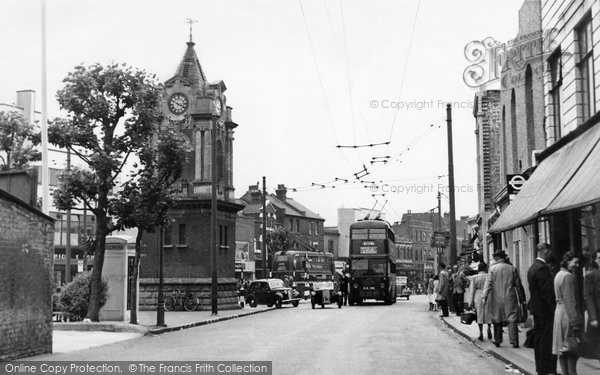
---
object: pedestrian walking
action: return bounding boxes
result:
[435,262,450,317]
[552,251,583,375]
[432,275,440,311]
[583,249,600,361]
[451,264,469,316]
[527,242,557,375]
[341,271,349,306]
[448,265,456,314]
[482,250,526,348]
[468,262,492,341]
[427,274,435,311]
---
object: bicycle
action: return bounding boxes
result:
[163,289,198,312]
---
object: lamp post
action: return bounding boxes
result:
[156,225,165,326]
[210,119,218,315]
[262,176,267,278]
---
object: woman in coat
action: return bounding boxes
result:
[427,275,436,311]
[583,249,600,360]
[468,262,492,341]
[552,251,583,375]
[482,250,526,347]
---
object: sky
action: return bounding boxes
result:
[0,0,527,226]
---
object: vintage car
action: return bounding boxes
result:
[245,279,300,309]
[310,281,342,309]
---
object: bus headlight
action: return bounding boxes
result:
[379,282,386,289]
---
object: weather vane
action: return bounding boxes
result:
[185,18,198,42]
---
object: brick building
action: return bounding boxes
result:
[139,37,244,310]
[238,184,325,278]
[473,0,546,282]
[392,211,435,287]
[490,0,600,314]
[0,187,54,360]
[473,90,502,262]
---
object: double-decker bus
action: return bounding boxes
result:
[348,219,397,305]
[271,250,335,298]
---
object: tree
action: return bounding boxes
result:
[110,129,190,324]
[0,110,41,171]
[266,226,298,260]
[49,63,163,321]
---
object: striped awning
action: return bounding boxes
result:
[489,123,600,233]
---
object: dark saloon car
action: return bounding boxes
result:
[245,279,300,309]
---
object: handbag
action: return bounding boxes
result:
[516,302,528,323]
[460,310,477,325]
[560,327,581,355]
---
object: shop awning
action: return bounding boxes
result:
[489,123,600,233]
[543,129,600,214]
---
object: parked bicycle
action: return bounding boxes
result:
[163,288,198,312]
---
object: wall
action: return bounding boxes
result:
[0,189,54,360]
[0,169,38,207]
[542,0,600,140]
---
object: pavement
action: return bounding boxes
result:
[440,313,600,375]
[48,301,600,374]
[51,305,274,354]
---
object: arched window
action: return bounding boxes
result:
[525,65,535,161]
[510,89,518,172]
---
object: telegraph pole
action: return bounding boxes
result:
[446,104,457,265]
[211,119,218,315]
[262,177,267,278]
[65,149,72,283]
[437,191,442,232]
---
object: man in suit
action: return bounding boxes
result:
[435,262,450,317]
[527,243,557,375]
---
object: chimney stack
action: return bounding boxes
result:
[275,184,287,202]
[249,184,261,204]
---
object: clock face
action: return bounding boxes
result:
[168,93,189,115]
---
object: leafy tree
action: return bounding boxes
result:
[49,63,163,321]
[59,271,108,320]
[110,129,190,324]
[0,110,41,171]
[266,226,298,260]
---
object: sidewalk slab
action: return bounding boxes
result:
[440,314,600,375]
[50,305,275,354]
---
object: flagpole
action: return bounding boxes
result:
[41,0,50,215]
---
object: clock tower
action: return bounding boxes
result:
[139,38,245,310]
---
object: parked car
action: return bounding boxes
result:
[310,281,342,309]
[245,279,300,309]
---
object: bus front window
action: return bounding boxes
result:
[370,259,386,275]
[351,259,368,276]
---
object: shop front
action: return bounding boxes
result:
[490,115,600,311]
